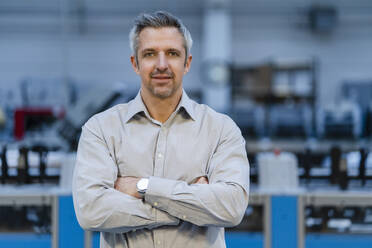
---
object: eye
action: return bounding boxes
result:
[168,51,179,56]
[143,52,155,57]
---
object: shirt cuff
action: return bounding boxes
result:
[145,176,177,211]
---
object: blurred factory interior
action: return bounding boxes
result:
[1,0,372,247]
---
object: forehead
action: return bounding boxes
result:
[137,27,185,51]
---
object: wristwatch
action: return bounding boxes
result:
[136,178,149,198]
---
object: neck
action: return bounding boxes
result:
[140,89,182,123]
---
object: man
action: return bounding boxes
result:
[72,11,249,248]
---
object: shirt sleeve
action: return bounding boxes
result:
[144,116,250,227]
[72,117,179,233]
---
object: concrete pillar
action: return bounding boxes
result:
[202,0,232,113]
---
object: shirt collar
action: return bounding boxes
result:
[123,91,148,123]
[123,89,196,123]
[177,90,196,121]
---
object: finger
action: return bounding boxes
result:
[195,176,209,184]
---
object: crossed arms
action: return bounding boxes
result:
[72,116,249,233]
[114,176,209,199]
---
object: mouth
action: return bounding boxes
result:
[151,74,172,81]
[152,76,171,79]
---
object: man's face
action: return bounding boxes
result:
[131,27,192,99]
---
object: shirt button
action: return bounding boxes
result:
[158,153,163,158]
[183,215,187,219]
[157,240,161,245]
[154,202,158,206]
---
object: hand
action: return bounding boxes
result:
[114,176,142,199]
[193,176,209,184]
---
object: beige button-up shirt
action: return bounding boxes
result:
[72,90,250,248]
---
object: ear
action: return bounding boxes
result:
[130,55,139,74]
[184,54,192,74]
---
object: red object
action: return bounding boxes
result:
[273,148,281,156]
[14,107,54,140]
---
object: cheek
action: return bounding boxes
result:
[172,63,187,76]
[139,66,153,78]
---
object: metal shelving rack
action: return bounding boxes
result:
[231,58,317,138]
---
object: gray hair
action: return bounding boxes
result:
[129,11,193,63]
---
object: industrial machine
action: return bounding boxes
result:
[267,104,312,138]
[317,101,362,139]
[230,100,265,137]
[342,81,372,137]
[57,82,137,150]
[0,142,75,245]
[230,59,316,139]
[0,144,67,185]
[0,79,138,247]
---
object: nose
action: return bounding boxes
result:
[156,52,168,72]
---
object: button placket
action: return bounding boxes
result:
[153,126,167,248]
[154,126,167,177]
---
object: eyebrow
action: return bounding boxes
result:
[141,48,156,54]
[141,48,182,54]
[167,48,182,54]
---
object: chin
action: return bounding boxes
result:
[150,85,175,98]
[153,90,173,99]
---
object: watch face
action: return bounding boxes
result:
[138,178,149,191]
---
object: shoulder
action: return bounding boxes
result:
[83,103,129,133]
[194,102,238,131]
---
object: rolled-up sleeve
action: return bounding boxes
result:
[145,116,249,227]
[72,117,179,233]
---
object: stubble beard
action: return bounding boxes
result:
[145,75,182,99]
[147,82,180,99]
